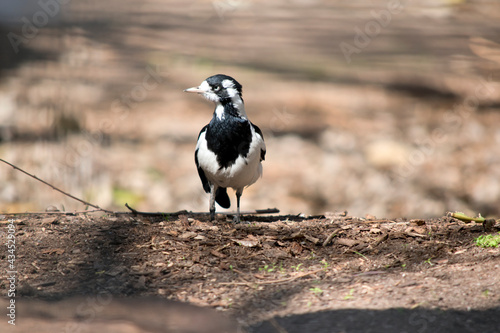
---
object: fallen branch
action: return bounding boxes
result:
[125,203,279,217]
[0,158,111,213]
[124,203,188,216]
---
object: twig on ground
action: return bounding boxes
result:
[448,211,485,223]
[448,211,497,231]
[323,228,340,246]
[125,203,279,217]
[219,268,324,286]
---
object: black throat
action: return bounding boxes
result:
[205,102,252,169]
[220,97,243,118]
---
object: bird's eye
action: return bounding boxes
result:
[213,86,221,92]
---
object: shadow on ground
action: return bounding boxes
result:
[251,308,500,333]
[2,297,499,333]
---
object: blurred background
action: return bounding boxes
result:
[1,0,499,218]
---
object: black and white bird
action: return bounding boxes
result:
[184,74,266,223]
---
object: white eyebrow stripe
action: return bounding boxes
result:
[222,79,234,89]
[222,79,240,99]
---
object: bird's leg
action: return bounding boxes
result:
[233,190,242,223]
[209,184,216,221]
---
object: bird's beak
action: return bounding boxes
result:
[184,86,207,93]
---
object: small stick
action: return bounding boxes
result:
[219,268,323,286]
[125,204,191,216]
[449,211,485,223]
[323,228,340,247]
[0,158,111,213]
[189,208,280,216]
[253,208,280,215]
[125,203,279,217]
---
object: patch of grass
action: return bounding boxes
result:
[259,263,277,273]
[258,262,295,274]
[475,233,500,248]
[309,287,323,295]
[291,263,304,271]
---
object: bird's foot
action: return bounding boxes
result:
[232,215,248,224]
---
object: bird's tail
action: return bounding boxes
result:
[215,187,230,209]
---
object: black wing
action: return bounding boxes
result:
[252,123,266,161]
[195,126,210,193]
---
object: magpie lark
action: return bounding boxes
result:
[185,74,266,223]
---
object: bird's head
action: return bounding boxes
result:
[184,74,243,105]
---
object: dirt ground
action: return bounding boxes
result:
[1,212,500,332]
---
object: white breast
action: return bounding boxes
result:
[196,126,265,191]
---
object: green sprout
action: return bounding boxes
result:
[475,233,500,248]
[343,288,354,300]
[310,287,323,295]
[259,263,276,273]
